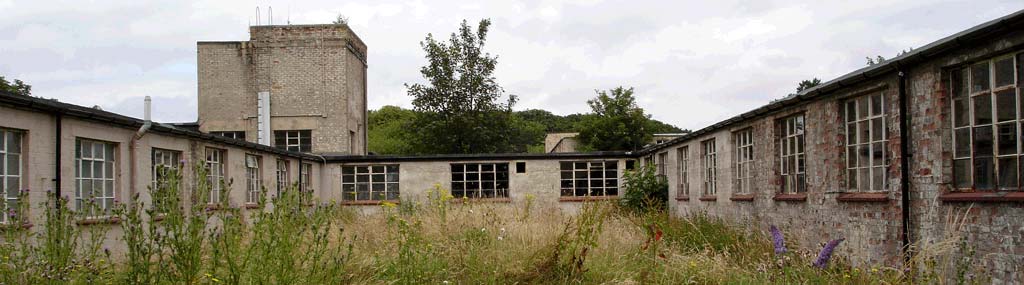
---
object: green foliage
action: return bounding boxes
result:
[367,105,416,154]
[620,164,669,213]
[406,19,520,154]
[0,75,31,96]
[797,78,822,93]
[576,86,652,151]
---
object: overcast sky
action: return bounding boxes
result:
[1,0,1022,130]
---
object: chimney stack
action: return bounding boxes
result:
[144,96,152,122]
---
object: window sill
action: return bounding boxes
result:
[0,222,33,231]
[243,203,261,209]
[939,191,1024,202]
[773,193,807,202]
[559,196,619,202]
[339,200,400,206]
[205,204,226,212]
[836,192,889,202]
[698,196,717,201]
[675,196,690,201]
[730,194,755,202]
[451,197,512,204]
[77,216,121,226]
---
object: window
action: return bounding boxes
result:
[734,129,754,194]
[1,129,23,223]
[341,165,399,201]
[349,130,356,154]
[205,148,225,204]
[75,139,116,217]
[276,159,289,195]
[677,146,689,198]
[626,160,636,170]
[560,161,618,197]
[245,154,261,204]
[274,130,311,152]
[451,163,509,199]
[951,53,1023,190]
[300,163,313,203]
[211,131,245,141]
[656,152,668,178]
[151,148,181,212]
[702,139,717,196]
[846,94,888,192]
[516,161,526,173]
[779,114,806,194]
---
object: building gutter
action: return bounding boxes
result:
[897,68,913,263]
[53,114,62,209]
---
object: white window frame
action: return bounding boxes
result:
[451,163,510,199]
[779,114,806,194]
[341,164,400,201]
[733,129,754,195]
[151,148,181,190]
[845,94,888,192]
[559,161,619,197]
[245,154,261,204]
[205,147,225,204]
[702,139,717,196]
[300,163,312,192]
[276,159,289,195]
[75,138,116,218]
[677,146,689,199]
[951,52,1022,191]
[656,152,668,178]
[1,129,23,224]
[275,130,311,152]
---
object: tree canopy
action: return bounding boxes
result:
[796,78,821,93]
[575,87,653,151]
[0,76,31,96]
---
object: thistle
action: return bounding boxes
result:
[770,225,787,254]
[813,238,845,269]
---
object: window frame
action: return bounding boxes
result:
[778,114,807,194]
[245,154,262,204]
[451,162,510,199]
[274,130,312,152]
[844,94,889,192]
[733,128,754,195]
[204,147,226,205]
[1,129,23,224]
[74,138,117,218]
[676,146,689,199]
[341,164,400,201]
[701,139,717,197]
[276,159,290,196]
[559,160,619,197]
[211,131,246,141]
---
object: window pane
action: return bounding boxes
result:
[996,89,1017,122]
[973,126,994,157]
[6,155,17,175]
[995,57,1015,87]
[871,95,883,116]
[871,118,884,141]
[997,123,1017,155]
[973,94,992,125]
[972,62,990,93]
[954,128,971,158]
[846,101,856,122]
[872,166,885,191]
[858,121,870,143]
[848,169,857,190]
[998,157,1018,189]
[953,68,968,99]
[974,157,994,190]
[6,132,19,153]
[872,142,885,166]
[953,98,969,127]
[954,159,971,188]
[857,97,869,119]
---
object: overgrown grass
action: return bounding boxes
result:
[0,166,990,284]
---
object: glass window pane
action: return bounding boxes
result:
[846,101,856,122]
[998,157,1018,189]
[974,157,995,190]
[995,57,1015,87]
[973,126,994,157]
[972,62,990,93]
[954,159,971,188]
[859,121,870,143]
[996,89,1017,122]
[953,68,968,99]
[6,155,17,175]
[953,98,969,127]
[955,128,971,158]
[6,132,19,153]
[872,166,885,191]
[848,169,858,190]
[871,95,883,116]
[974,94,992,125]
[857,98,869,119]
[997,123,1017,155]
[871,118,884,141]
[871,142,885,166]
[847,123,857,144]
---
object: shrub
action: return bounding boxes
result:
[620,163,668,213]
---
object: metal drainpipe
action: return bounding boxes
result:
[54,114,62,209]
[129,97,153,203]
[897,69,912,263]
[298,157,304,193]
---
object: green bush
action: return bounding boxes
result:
[620,163,669,213]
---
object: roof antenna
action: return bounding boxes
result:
[256,6,261,26]
[268,6,273,25]
[287,1,291,25]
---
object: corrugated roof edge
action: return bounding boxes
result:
[0,92,321,160]
[636,8,1024,156]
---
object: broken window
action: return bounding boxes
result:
[451,163,509,199]
[733,129,754,194]
[276,159,289,196]
[75,138,116,217]
[245,154,261,204]
[656,152,668,178]
[778,114,806,194]
[845,94,888,192]
[676,146,689,199]
[702,139,717,196]
[204,147,225,204]
[274,130,312,152]
[342,164,399,201]
[952,53,1022,191]
[559,161,618,197]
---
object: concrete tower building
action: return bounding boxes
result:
[197,24,368,155]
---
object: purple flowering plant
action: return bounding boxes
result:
[813,238,845,269]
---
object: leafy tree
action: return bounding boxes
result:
[645,119,686,134]
[332,14,349,25]
[405,19,518,154]
[575,87,651,151]
[796,78,821,93]
[620,163,668,213]
[0,76,31,96]
[367,106,416,155]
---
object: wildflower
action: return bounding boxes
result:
[871,267,878,273]
[812,238,845,269]
[212,277,221,283]
[381,202,397,209]
[844,274,851,279]
[689,261,697,267]
[770,225,787,254]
